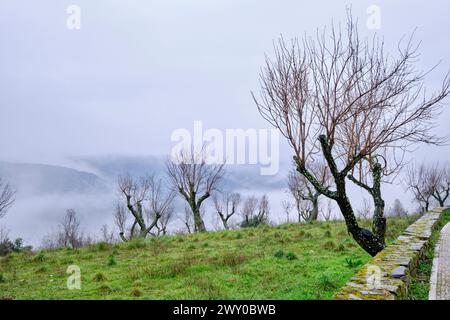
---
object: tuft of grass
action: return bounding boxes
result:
[274,250,285,259]
[107,255,117,266]
[0,273,5,283]
[322,240,336,250]
[33,252,46,263]
[130,287,143,297]
[92,272,107,282]
[324,230,332,238]
[345,258,363,268]
[286,252,298,261]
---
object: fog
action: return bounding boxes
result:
[1,1,449,246]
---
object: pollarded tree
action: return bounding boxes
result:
[288,162,331,222]
[0,178,15,219]
[213,192,241,230]
[240,195,270,228]
[117,174,175,241]
[252,13,450,256]
[429,163,450,207]
[167,149,225,232]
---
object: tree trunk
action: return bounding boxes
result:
[309,195,319,222]
[335,195,385,257]
[192,207,206,232]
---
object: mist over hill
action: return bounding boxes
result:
[0,156,289,246]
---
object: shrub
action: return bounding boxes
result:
[0,238,32,257]
[286,252,298,260]
[274,250,285,259]
[33,252,46,263]
[107,254,117,266]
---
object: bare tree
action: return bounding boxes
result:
[181,205,195,234]
[100,224,116,243]
[114,202,128,237]
[429,163,450,207]
[155,205,175,236]
[44,209,86,249]
[321,199,334,221]
[117,174,174,241]
[0,178,15,219]
[387,199,408,217]
[288,162,330,222]
[167,148,225,232]
[281,200,292,223]
[240,195,270,228]
[406,163,434,213]
[357,198,372,220]
[213,192,241,230]
[252,13,450,255]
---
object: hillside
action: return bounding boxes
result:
[0,215,418,300]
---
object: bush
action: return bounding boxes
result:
[107,254,117,266]
[240,216,267,228]
[274,250,285,259]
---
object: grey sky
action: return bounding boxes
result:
[0,1,449,245]
[1,0,449,165]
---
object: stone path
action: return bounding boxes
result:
[429,222,450,300]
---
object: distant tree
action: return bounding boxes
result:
[288,163,331,222]
[117,174,175,241]
[281,200,292,223]
[387,199,408,217]
[0,227,32,256]
[167,148,225,232]
[213,192,241,230]
[429,164,450,207]
[240,195,270,228]
[253,13,449,255]
[100,224,116,243]
[0,178,15,219]
[321,199,334,221]
[357,198,372,220]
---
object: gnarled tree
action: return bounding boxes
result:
[406,163,435,212]
[117,174,174,241]
[253,14,450,256]
[167,149,225,232]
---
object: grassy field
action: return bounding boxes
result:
[0,215,419,300]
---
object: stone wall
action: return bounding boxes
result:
[334,207,447,300]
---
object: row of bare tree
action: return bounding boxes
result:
[111,150,272,242]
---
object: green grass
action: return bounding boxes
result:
[407,210,450,300]
[0,215,418,300]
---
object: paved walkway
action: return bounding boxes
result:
[429,222,450,300]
